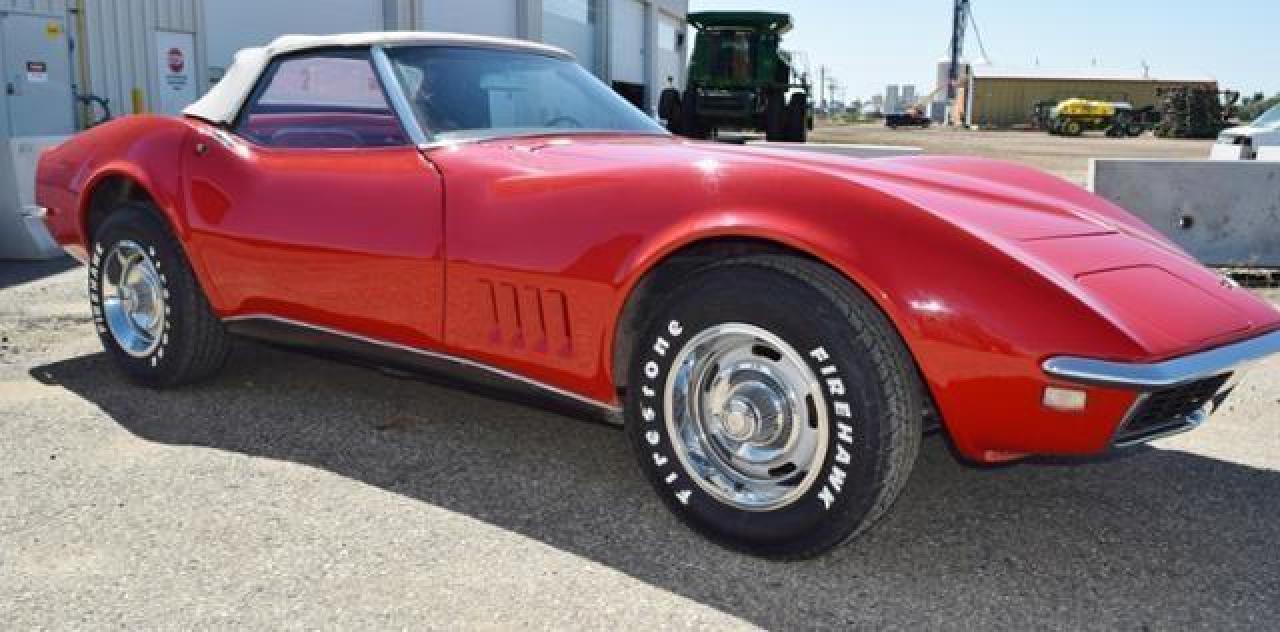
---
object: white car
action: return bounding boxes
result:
[1211,102,1280,160]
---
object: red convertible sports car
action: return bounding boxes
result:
[36,32,1280,558]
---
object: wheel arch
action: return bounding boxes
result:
[81,170,167,244]
[610,236,809,396]
[607,230,946,448]
[77,165,223,310]
[607,231,922,388]
[65,116,198,249]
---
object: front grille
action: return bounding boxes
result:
[697,91,752,114]
[1116,373,1232,445]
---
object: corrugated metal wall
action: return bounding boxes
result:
[3,0,680,124]
[969,77,1220,128]
[1,0,201,121]
[0,0,71,15]
[81,0,198,117]
[384,0,422,30]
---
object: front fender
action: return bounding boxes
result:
[606,158,1150,462]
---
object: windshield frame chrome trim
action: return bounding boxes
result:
[372,44,670,149]
[371,44,430,146]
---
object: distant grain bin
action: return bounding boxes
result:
[965,66,1218,128]
[885,84,901,114]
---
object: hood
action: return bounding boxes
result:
[511,136,1165,241]
[715,145,1183,246]
[501,135,1187,256]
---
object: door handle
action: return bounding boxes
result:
[5,81,15,96]
[194,142,208,156]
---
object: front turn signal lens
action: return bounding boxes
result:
[1043,386,1088,412]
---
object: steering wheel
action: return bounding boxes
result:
[544,115,584,128]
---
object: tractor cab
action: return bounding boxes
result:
[659,11,812,142]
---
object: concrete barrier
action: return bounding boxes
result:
[1257,146,1280,161]
[743,141,924,159]
[1,136,67,260]
[1089,159,1280,267]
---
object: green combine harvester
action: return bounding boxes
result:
[658,11,812,142]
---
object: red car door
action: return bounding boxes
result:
[182,50,445,348]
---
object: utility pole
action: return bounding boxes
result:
[946,0,970,123]
[818,65,826,115]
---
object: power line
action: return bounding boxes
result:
[968,2,991,63]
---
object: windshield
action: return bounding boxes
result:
[1253,103,1280,127]
[702,30,756,83]
[385,46,666,142]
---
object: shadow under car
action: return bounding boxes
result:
[29,341,1280,629]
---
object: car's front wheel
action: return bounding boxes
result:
[90,203,231,387]
[625,255,923,558]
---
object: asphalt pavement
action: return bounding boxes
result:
[2,259,1278,629]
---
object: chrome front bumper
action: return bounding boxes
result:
[1043,329,1280,446]
[1042,329,1280,390]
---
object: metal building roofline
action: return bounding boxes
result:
[970,66,1217,83]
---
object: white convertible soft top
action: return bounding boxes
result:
[183,31,573,125]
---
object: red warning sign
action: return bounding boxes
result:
[167,47,184,74]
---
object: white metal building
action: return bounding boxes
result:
[0,0,687,258]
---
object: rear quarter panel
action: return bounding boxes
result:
[37,115,196,262]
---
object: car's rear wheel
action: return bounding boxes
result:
[678,90,712,140]
[764,91,786,141]
[784,93,809,142]
[90,203,230,387]
[625,255,923,558]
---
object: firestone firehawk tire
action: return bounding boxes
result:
[625,255,923,558]
[89,203,231,387]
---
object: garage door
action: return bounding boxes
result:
[610,0,644,85]
[201,0,383,85]
[423,0,519,38]
[544,0,601,75]
[654,13,685,92]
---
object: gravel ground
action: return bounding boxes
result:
[810,124,1214,185]
[2,260,1278,630]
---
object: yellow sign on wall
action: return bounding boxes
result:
[45,21,63,40]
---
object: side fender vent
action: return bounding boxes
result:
[481,280,573,356]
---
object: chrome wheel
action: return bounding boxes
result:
[101,240,165,358]
[664,323,829,511]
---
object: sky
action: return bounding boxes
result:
[687,0,1280,102]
